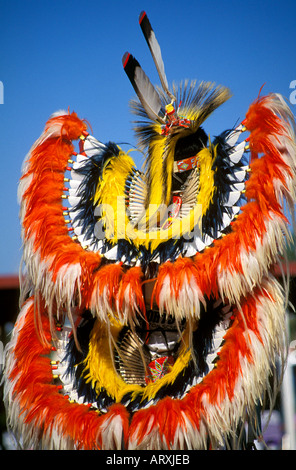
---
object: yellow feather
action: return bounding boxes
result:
[92,142,212,251]
[163,141,176,206]
[82,318,143,400]
[94,149,135,242]
[81,317,194,404]
[147,138,166,207]
[196,145,216,215]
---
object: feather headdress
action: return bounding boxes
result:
[3,11,296,450]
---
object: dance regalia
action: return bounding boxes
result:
[3,11,296,450]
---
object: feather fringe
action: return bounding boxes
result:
[128,276,286,449]
[4,93,295,449]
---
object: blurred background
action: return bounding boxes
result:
[0,0,295,450]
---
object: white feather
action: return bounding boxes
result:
[223,190,241,207]
[225,124,245,147]
[69,179,81,189]
[83,135,106,157]
[229,141,246,164]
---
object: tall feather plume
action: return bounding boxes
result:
[122,52,165,124]
[139,11,176,103]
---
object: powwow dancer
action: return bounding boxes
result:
[3,11,296,450]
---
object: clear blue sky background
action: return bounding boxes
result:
[0,0,295,275]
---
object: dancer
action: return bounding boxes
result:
[3,11,296,450]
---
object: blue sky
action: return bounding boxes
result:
[0,0,295,274]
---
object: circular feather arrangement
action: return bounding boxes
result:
[3,12,296,450]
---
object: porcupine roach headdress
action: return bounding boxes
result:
[3,11,296,450]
